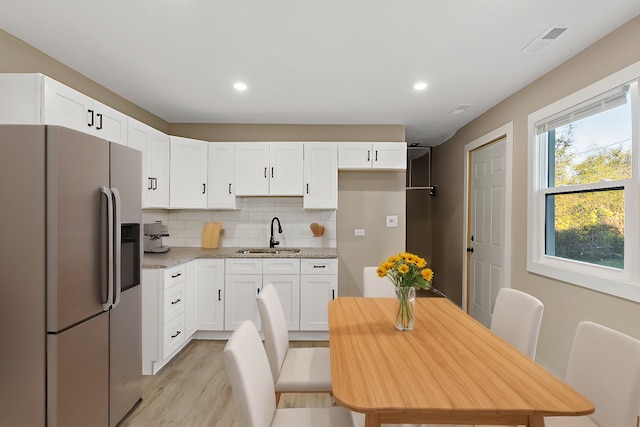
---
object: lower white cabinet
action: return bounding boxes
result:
[224,258,304,331]
[300,259,338,330]
[142,263,191,375]
[263,258,301,331]
[142,255,338,374]
[224,258,263,331]
[197,259,225,331]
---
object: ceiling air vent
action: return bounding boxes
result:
[522,25,571,53]
[450,104,473,116]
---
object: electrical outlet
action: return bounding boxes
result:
[355,228,365,236]
[386,215,398,228]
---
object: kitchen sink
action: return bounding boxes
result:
[235,248,301,254]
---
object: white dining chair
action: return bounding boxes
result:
[544,321,640,427]
[257,283,332,404]
[224,320,361,427]
[363,266,396,297]
[490,288,544,359]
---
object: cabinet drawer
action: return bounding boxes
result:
[263,258,300,275]
[300,258,338,275]
[164,264,186,289]
[226,258,263,274]
[162,314,186,359]
[164,282,185,323]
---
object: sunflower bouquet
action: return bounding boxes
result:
[377,252,434,331]
[376,252,434,289]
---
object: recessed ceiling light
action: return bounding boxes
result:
[413,82,427,91]
[233,82,248,91]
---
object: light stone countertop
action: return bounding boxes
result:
[142,246,338,269]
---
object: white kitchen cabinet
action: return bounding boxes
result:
[338,142,407,170]
[185,260,198,338]
[263,258,301,331]
[0,74,127,144]
[170,136,208,208]
[300,258,338,331]
[235,142,303,196]
[207,143,238,209]
[303,142,338,209]
[197,259,225,331]
[127,118,170,208]
[224,258,263,331]
[141,264,192,375]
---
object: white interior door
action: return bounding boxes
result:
[468,137,507,327]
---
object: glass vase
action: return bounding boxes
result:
[395,286,416,331]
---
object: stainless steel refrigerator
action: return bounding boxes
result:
[0,125,142,426]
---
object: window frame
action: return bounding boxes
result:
[527,61,640,303]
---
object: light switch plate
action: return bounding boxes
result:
[355,228,365,236]
[386,215,398,228]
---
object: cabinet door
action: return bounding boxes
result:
[128,119,170,209]
[235,143,269,196]
[300,275,337,331]
[93,100,127,145]
[197,259,225,331]
[147,131,170,208]
[224,275,262,331]
[43,76,94,132]
[185,261,198,338]
[263,274,301,330]
[304,142,338,209]
[269,142,303,195]
[338,142,373,169]
[207,143,237,209]
[170,136,208,208]
[372,142,407,170]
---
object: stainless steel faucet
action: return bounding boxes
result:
[270,216,282,248]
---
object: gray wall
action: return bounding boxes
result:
[432,15,640,375]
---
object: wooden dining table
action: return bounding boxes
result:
[328,297,594,427]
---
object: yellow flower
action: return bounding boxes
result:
[377,251,434,290]
[421,268,434,282]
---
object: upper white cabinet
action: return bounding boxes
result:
[170,136,208,208]
[0,74,127,144]
[303,142,338,209]
[235,142,303,196]
[207,143,238,209]
[338,142,407,170]
[127,118,170,209]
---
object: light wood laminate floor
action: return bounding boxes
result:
[120,340,333,427]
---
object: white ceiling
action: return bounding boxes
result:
[2,1,639,146]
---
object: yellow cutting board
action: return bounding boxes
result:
[201,222,222,248]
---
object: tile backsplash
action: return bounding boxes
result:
[142,197,336,249]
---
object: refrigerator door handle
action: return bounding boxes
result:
[101,186,114,310]
[111,187,122,308]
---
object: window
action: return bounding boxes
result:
[528,62,640,302]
